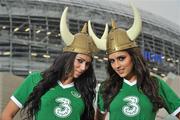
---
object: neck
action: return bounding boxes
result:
[125,73,137,83]
[61,77,74,85]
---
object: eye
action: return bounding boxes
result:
[118,56,126,61]
[85,62,90,67]
[109,59,114,64]
[77,59,83,63]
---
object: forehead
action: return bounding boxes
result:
[76,54,92,62]
[108,51,129,59]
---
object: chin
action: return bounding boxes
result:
[120,75,125,78]
[118,73,127,78]
[74,74,80,78]
[74,76,78,78]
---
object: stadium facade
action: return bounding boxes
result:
[0,0,180,81]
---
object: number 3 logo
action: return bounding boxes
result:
[54,97,72,118]
[122,96,140,117]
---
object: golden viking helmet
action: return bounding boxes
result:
[60,7,103,56]
[88,3,142,54]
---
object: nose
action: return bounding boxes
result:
[114,60,121,69]
[80,63,86,71]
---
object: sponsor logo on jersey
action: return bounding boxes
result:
[122,96,140,117]
[50,88,55,91]
[71,91,81,98]
[54,97,72,118]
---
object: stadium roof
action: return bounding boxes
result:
[36,0,180,34]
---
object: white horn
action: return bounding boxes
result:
[88,20,108,50]
[60,7,74,45]
[126,3,142,41]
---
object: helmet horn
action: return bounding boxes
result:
[60,7,74,45]
[88,20,108,50]
[126,3,142,41]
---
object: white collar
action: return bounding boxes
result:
[123,78,137,86]
[57,81,74,89]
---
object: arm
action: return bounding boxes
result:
[95,83,108,120]
[2,72,42,120]
[2,100,20,120]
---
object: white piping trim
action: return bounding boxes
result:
[100,110,105,114]
[123,79,137,86]
[57,81,74,89]
[10,96,23,108]
[171,106,180,116]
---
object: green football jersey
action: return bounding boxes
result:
[11,72,85,120]
[98,78,180,120]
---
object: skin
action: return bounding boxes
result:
[1,101,19,120]
[108,51,137,82]
[1,53,92,120]
[62,53,92,84]
[73,54,92,78]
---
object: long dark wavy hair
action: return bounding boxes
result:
[21,52,96,120]
[97,47,164,119]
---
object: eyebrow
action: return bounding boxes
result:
[109,55,126,60]
[77,57,91,63]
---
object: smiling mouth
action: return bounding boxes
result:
[76,71,82,75]
[117,70,124,74]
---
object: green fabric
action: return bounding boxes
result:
[13,72,42,106]
[98,78,180,120]
[12,72,85,120]
[158,78,180,114]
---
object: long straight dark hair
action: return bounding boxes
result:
[98,47,164,117]
[21,52,96,120]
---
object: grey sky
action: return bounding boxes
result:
[108,0,180,27]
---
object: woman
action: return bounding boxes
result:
[1,7,105,120]
[88,4,180,120]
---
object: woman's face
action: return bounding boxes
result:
[73,54,92,78]
[108,51,134,80]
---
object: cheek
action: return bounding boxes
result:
[124,57,133,67]
[111,64,117,71]
[85,65,90,71]
[126,62,133,72]
[74,61,80,68]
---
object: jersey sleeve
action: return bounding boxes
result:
[158,78,180,116]
[11,72,42,108]
[97,84,105,113]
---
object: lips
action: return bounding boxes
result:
[116,69,124,74]
[118,71,124,74]
[75,71,82,76]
